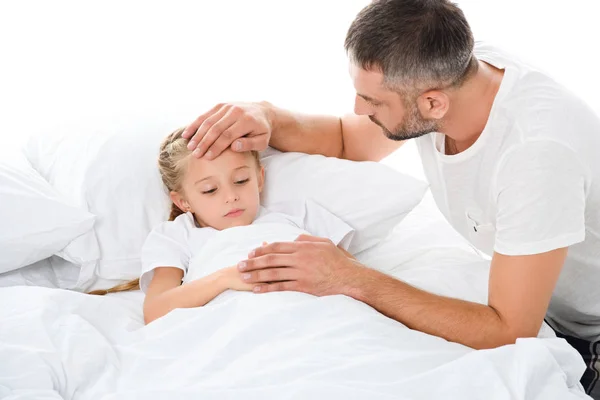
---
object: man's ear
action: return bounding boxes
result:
[170,191,191,213]
[416,90,450,120]
[258,166,266,193]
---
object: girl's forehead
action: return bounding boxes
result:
[185,150,253,180]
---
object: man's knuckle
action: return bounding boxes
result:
[222,129,233,140]
[231,105,244,116]
[202,119,215,130]
[242,113,256,124]
[269,269,280,281]
[299,242,310,250]
[252,270,261,282]
[252,247,263,257]
[206,126,222,139]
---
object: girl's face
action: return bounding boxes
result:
[171,150,264,230]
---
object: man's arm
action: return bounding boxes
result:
[346,141,581,348]
[267,104,404,161]
[183,102,403,162]
[242,237,567,350]
[348,249,567,349]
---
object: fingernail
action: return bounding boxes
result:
[205,150,213,159]
[253,286,261,293]
[248,250,255,258]
[242,273,251,280]
[188,141,196,150]
[237,261,246,271]
[234,140,242,151]
[192,149,201,157]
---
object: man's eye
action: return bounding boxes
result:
[235,179,250,185]
[202,188,217,194]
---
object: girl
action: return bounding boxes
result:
[92,128,355,325]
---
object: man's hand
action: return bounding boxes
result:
[182,102,272,159]
[238,235,361,296]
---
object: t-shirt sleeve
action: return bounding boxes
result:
[493,140,587,256]
[302,198,355,250]
[139,216,192,293]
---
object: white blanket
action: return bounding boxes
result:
[0,285,588,400]
[184,222,311,285]
[0,194,590,399]
[0,248,590,400]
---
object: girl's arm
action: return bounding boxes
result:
[143,266,251,324]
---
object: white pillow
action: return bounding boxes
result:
[0,151,95,273]
[24,116,175,291]
[260,148,428,254]
[24,116,427,290]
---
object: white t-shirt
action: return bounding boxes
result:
[416,42,600,341]
[140,199,355,294]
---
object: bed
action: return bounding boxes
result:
[0,190,589,400]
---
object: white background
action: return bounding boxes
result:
[1,0,598,171]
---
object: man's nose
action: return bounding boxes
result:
[354,95,371,116]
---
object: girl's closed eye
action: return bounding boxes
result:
[202,187,217,195]
[235,178,250,185]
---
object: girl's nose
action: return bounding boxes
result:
[225,189,240,203]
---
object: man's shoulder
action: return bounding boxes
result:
[477,44,597,143]
[474,41,564,100]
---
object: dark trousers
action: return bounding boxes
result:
[553,330,600,399]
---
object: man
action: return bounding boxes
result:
[182,0,600,396]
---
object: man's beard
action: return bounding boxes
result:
[369,103,439,141]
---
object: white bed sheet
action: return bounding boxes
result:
[0,192,590,400]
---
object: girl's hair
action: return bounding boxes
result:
[158,127,193,222]
[87,278,140,295]
[89,127,261,296]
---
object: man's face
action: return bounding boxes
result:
[350,63,439,141]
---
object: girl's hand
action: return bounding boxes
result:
[221,266,255,292]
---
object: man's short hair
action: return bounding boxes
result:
[345,0,476,92]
